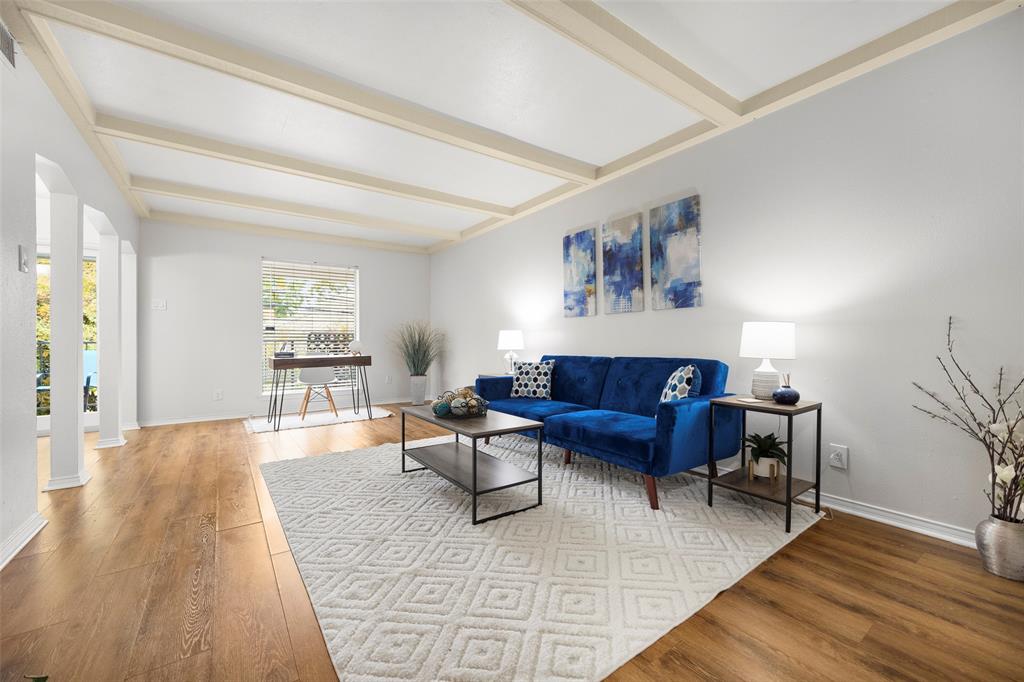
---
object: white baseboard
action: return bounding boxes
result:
[43,471,93,491]
[95,436,127,449]
[0,513,48,570]
[799,490,977,548]
[121,422,140,431]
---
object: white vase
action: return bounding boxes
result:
[410,375,427,405]
[752,457,785,479]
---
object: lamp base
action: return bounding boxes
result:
[503,351,519,374]
[751,359,780,400]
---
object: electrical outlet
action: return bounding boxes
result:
[829,443,849,470]
[385,375,393,385]
[151,298,167,310]
[213,389,223,401]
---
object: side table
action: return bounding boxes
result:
[707,396,822,532]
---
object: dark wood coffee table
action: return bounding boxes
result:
[400,405,543,524]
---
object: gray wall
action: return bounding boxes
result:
[430,13,1024,533]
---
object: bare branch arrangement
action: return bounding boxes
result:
[913,317,1024,522]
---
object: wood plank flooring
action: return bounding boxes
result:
[2,405,1022,681]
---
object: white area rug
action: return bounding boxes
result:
[246,407,393,433]
[260,435,819,681]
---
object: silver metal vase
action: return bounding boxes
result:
[975,516,1024,581]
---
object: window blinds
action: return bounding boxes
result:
[260,259,359,393]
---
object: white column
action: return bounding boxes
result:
[45,192,90,489]
[120,246,138,431]
[96,233,124,448]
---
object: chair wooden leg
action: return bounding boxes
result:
[563,449,572,465]
[299,386,312,420]
[643,474,659,510]
[324,386,339,416]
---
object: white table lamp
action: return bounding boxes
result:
[497,329,524,374]
[739,321,796,399]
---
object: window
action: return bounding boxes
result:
[261,258,359,394]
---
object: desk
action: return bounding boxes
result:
[267,354,373,431]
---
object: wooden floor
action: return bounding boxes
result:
[2,406,1022,681]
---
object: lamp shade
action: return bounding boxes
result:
[497,329,524,351]
[739,321,796,360]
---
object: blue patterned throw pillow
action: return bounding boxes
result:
[511,360,554,399]
[660,365,702,402]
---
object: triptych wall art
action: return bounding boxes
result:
[562,193,702,318]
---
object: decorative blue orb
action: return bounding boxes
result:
[432,401,451,417]
[773,385,800,405]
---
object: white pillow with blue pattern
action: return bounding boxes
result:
[660,365,702,402]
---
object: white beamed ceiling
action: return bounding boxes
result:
[599,0,948,100]
[14,0,1000,252]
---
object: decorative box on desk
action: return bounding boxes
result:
[707,395,822,532]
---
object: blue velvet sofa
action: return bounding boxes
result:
[475,355,741,509]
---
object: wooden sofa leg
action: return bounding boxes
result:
[643,475,659,510]
[563,449,572,465]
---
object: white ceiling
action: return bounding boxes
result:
[599,1,947,100]
[17,0,982,252]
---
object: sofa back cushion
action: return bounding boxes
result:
[599,357,729,416]
[540,355,612,408]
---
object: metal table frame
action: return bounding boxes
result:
[401,408,543,525]
[266,355,373,431]
[707,397,822,533]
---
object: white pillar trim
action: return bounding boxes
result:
[97,232,124,448]
[45,190,88,489]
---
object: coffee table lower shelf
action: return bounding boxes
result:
[403,442,538,495]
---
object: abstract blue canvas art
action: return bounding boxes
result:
[563,227,597,317]
[650,194,703,309]
[602,212,644,314]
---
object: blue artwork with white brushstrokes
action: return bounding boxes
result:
[650,194,703,309]
[602,212,644,314]
[563,227,597,317]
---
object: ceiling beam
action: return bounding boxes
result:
[130,176,459,242]
[147,211,430,254]
[18,0,599,184]
[94,114,513,217]
[441,0,1020,251]
[742,0,1020,117]
[0,4,149,216]
[506,0,741,125]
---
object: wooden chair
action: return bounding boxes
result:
[297,366,338,420]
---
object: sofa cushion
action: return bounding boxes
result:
[600,357,728,417]
[660,365,702,402]
[488,398,590,422]
[510,360,554,399]
[539,355,612,408]
[545,410,657,463]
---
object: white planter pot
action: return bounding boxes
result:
[752,457,786,479]
[409,375,427,405]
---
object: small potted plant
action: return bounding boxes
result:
[914,317,1023,581]
[745,432,789,480]
[393,321,445,405]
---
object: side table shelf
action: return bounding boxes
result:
[707,396,822,532]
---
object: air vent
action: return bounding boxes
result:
[1,21,15,68]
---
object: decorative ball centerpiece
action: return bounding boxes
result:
[431,386,489,418]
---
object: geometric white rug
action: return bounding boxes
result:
[246,406,393,433]
[260,434,819,681]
